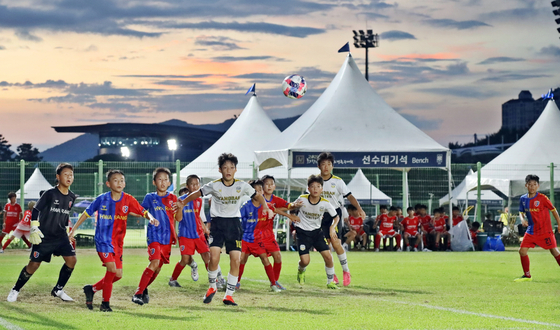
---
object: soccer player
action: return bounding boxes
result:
[316,152,365,286]
[1,192,23,250]
[70,169,158,312]
[401,207,421,252]
[515,174,560,282]
[418,205,432,252]
[374,206,402,252]
[132,167,179,305]
[2,201,34,251]
[179,153,273,306]
[291,175,339,289]
[7,163,76,303]
[431,208,451,251]
[451,206,463,227]
[344,205,366,250]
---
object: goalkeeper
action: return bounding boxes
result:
[7,163,77,303]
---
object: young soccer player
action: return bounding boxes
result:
[418,205,432,252]
[401,207,421,252]
[2,201,34,251]
[70,169,158,312]
[515,174,560,282]
[179,153,273,306]
[291,175,339,289]
[316,152,365,286]
[132,167,179,306]
[7,163,76,303]
[374,206,402,252]
[431,208,451,251]
[1,192,23,250]
[344,205,366,250]
[452,206,463,227]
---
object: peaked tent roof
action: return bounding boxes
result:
[255,54,448,170]
[16,168,53,200]
[464,99,560,196]
[439,169,502,206]
[346,169,391,204]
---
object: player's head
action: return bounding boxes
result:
[55,163,74,188]
[7,192,16,203]
[419,204,427,215]
[261,174,276,196]
[389,206,397,215]
[106,169,126,193]
[248,179,264,199]
[525,174,539,194]
[27,201,36,210]
[452,206,460,216]
[396,206,403,216]
[380,205,388,213]
[472,221,480,230]
[317,152,334,175]
[218,153,238,181]
[347,204,357,216]
[186,174,200,193]
[152,167,171,193]
[307,174,323,197]
[433,208,441,217]
[178,186,189,196]
[414,203,421,212]
[406,206,414,216]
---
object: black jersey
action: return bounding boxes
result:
[34,186,76,241]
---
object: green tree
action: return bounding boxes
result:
[16,143,42,162]
[0,134,14,161]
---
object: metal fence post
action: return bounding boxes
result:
[476,161,482,223]
[175,159,181,195]
[551,162,556,226]
[97,160,103,195]
[19,159,25,206]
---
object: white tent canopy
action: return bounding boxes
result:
[16,168,53,201]
[440,169,503,207]
[347,169,391,205]
[464,100,560,197]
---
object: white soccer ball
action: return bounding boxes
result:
[282,74,307,99]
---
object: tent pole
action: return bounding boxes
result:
[402,170,409,210]
[551,162,556,227]
[98,160,103,195]
[447,150,453,229]
[476,161,482,223]
[286,151,293,251]
[175,159,181,195]
[375,174,380,216]
[19,160,25,206]
[94,172,98,196]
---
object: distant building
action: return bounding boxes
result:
[502,89,559,131]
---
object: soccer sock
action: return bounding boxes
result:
[273,262,282,282]
[189,260,197,268]
[2,238,13,250]
[217,265,223,279]
[92,277,105,292]
[224,273,238,298]
[54,264,74,291]
[520,255,531,277]
[13,266,33,291]
[237,264,245,283]
[22,236,32,248]
[204,262,209,271]
[135,268,154,295]
[374,235,381,249]
[395,234,402,249]
[555,254,560,267]
[298,262,306,273]
[325,266,335,284]
[337,252,350,272]
[147,270,159,287]
[102,271,116,302]
[264,264,276,285]
[208,269,218,290]
[171,263,185,281]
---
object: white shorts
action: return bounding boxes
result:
[12,229,30,239]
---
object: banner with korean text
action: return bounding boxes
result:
[292,151,447,168]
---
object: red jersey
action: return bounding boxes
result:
[16,209,32,231]
[379,214,395,231]
[452,215,463,226]
[433,217,446,232]
[4,203,22,222]
[192,197,205,237]
[259,194,288,240]
[418,214,432,231]
[519,192,555,236]
[401,216,419,234]
[348,216,363,232]
[255,202,276,240]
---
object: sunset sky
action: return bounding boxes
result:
[1,0,559,152]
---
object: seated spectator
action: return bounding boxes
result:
[344,205,367,250]
[431,208,451,251]
[401,207,421,252]
[470,221,480,249]
[374,206,402,252]
[452,206,463,227]
[418,205,432,252]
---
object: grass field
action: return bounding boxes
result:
[1,248,560,330]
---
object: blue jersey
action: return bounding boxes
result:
[142,192,177,245]
[240,200,261,243]
[178,195,199,239]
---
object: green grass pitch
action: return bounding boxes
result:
[0,248,559,329]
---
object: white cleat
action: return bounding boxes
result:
[7,289,19,302]
[52,289,74,301]
[397,248,402,252]
[414,247,418,252]
[0,249,4,253]
[191,264,199,282]
[422,248,432,252]
[374,248,380,252]
[406,246,411,252]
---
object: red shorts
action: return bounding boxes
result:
[405,231,419,237]
[261,236,280,253]
[148,242,171,264]
[521,233,557,250]
[98,251,123,269]
[379,229,396,237]
[242,240,266,257]
[2,219,19,234]
[179,236,209,256]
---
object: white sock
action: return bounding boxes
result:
[217,265,223,278]
[208,269,218,290]
[338,252,350,272]
[224,273,238,298]
[189,260,197,268]
[325,266,335,284]
[298,263,306,272]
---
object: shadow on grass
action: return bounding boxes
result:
[240,286,431,298]
[120,310,203,320]
[3,304,78,329]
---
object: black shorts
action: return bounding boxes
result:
[321,207,343,240]
[208,217,242,254]
[30,238,75,263]
[295,227,329,256]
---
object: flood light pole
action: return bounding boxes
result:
[352,29,379,81]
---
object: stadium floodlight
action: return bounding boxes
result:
[167,139,177,161]
[553,0,560,37]
[351,29,379,81]
[120,146,130,158]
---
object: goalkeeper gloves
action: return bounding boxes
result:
[29,220,44,245]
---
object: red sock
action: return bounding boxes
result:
[555,254,560,267]
[238,263,245,283]
[205,262,209,271]
[273,262,282,282]
[374,235,381,249]
[147,271,159,287]
[264,264,276,285]
[171,263,185,281]
[92,276,105,292]
[113,276,121,283]
[2,238,13,250]
[414,243,418,248]
[102,271,116,302]
[21,237,32,248]
[395,235,402,249]
[521,255,531,277]
[135,268,155,295]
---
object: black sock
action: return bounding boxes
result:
[54,264,74,291]
[14,266,33,292]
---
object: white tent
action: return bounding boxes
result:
[346,169,391,205]
[16,168,53,201]
[464,99,560,197]
[439,169,503,207]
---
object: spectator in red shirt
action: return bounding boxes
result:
[1,192,23,246]
[344,205,367,250]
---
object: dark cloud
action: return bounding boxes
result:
[424,19,491,30]
[380,30,416,41]
[479,2,548,22]
[15,30,42,42]
[539,45,560,58]
[416,86,497,99]
[84,44,98,52]
[194,36,244,51]
[0,45,5,50]
[477,57,525,65]
[153,80,218,89]
[478,73,552,82]
[211,55,288,62]
[116,74,221,79]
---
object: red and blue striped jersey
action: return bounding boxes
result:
[257,195,285,239]
[240,201,261,243]
[178,195,203,239]
[519,192,555,236]
[85,192,146,253]
[142,192,177,245]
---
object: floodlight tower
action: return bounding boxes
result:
[552,0,560,38]
[352,29,379,81]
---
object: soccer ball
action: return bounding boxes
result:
[282,74,307,99]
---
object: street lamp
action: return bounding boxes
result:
[352,29,379,81]
[121,146,130,158]
[167,139,177,161]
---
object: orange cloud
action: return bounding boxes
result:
[376,52,459,62]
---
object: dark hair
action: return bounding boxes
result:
[380,205,388,211]
[347,204,357,211]
[248,179,264,189]
[186,174,200,186]
[406,207,414,212]
[452,206,460,212]
[178,187,189,196]
[317,152,334,166]
[218,153,238,168]
[260,174,275,183]
[396,206,402,210]
[414,204,421,210]
[307,174,323,187]
[389,206,398,212]
[434,208,442,214]
[419,204,427,210]
[7,192,16,199]
[106,169,125,182]
[472,221,480,230]
[153,167,171,182]
[525,174,539,184]
[56,163,74,175]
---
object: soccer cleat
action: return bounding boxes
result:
[191,264,199,282]
[446,248,452,252]
[142,288,149,304]
[423,248,432,252]
[342,243,349,251]
[414,247,418,252]
[275,281,286,290]
[343,271,351,287]
[131,294,144,305]
[297,270,306,284]
[52,289,74,301]
[270,285,281,293]
[7,289,19,302]
[333,274,339,285]
[514,275,532,282]
[360,247,366,251]
[406,246,411,252]
[0,249,3,253]
[100,301,112,312]
[83,285,95,310]
[374,248,380,252]
[223,295,237,306]
[397,248,402,252]
[235,282,240,290]
[203,287,216,304]
[327,282,339,289]
[168,279,182,288]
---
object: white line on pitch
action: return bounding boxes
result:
[0,317,25,330]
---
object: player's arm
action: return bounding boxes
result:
[68,212,90,242]
[180,190,202,206]
[274,207,299,223]
[330,215,340,241]
[254,193,273,218]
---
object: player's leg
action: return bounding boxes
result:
[237,252,250,286]
[515,246,532,281]
[2,234,15,250]
[170,251,191,286]
[445,232,452,251]
[8,260,41,302]
[21,233,32,248]
[222,249,241,305]
[374,232,382,251]
[414,234,421,251]
[395,233,402,251]
[50,254,76,301]
[133,243,161,305]
[258,253,278,291]
[404,233,410,250]
[296,228,310,285]
[203,246,222,304]
[99,261,117,311]
[319,250,337,288]
[549,247,560,266]
[435,232,441,250]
